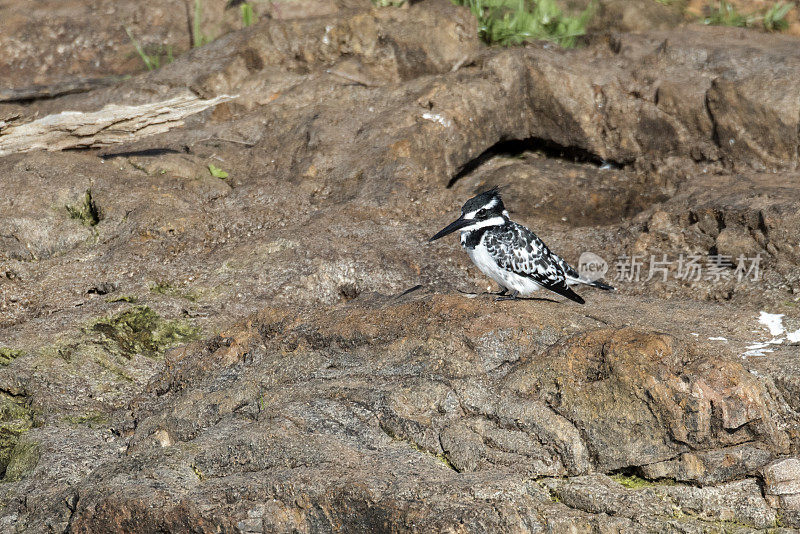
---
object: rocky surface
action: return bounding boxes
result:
[1,0,800,531]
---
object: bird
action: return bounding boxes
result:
[429,187,615,304]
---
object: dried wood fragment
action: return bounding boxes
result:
[0,92,236,156]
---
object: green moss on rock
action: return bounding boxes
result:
[106,295,138,304]
[0,349,24,366]
[149,281,200,302]
[4,440,40,482]
[65,190,100,226]
[611,473,675,490]
[63,412,110,429]
[88,306,200,359]
[0,393,34,480]
[39,306,200,403]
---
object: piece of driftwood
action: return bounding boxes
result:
[0,92,236,157]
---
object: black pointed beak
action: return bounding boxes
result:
[429,216,471,242]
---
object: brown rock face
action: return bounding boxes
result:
[1,0,800,531]
[66,299,797,532]
[505,328,790,478]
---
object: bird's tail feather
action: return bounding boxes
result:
[588,279,615,291]
[567,276,616,291]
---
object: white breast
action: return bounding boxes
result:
[464,238,542,295]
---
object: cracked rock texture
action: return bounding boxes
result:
[1,0,800,532]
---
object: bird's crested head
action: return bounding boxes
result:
[429,186,509,242]
[460,186,507,222]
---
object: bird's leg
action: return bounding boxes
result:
[479,286,508,297]
[495,290,520,301]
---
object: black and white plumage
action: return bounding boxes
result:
[430,187,614,304]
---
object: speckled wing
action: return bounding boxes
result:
[484,223,585,304]
[554,252,582,281]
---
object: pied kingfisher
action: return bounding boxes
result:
[430,187,614,304]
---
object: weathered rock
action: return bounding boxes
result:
[763,458,800,495]
[544,474,777,529]
[0,0,364,98]
[0,0,190,94]
[586,0,685,34]
[763,457,800,518]
[49,296,794,532]
[504,328,791,478]
[1,0,800,530]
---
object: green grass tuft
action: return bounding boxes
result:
[703,0,749,26]
[66,190,100,226]
[126,27,173,71]
[453,0,595,47]
[453,0,595,48]
[193,0,211,48]
[703,1,795,32]
[208,164,229,179]
[763,2,794,31]
[379,0,593,46]
[240,3,255,26]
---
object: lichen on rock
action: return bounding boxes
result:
[0,349,24,367]
[0,393,34,480]
[3,439,40,482]
[87,305,199,360]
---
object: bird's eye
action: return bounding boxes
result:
[477,209,487,217]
